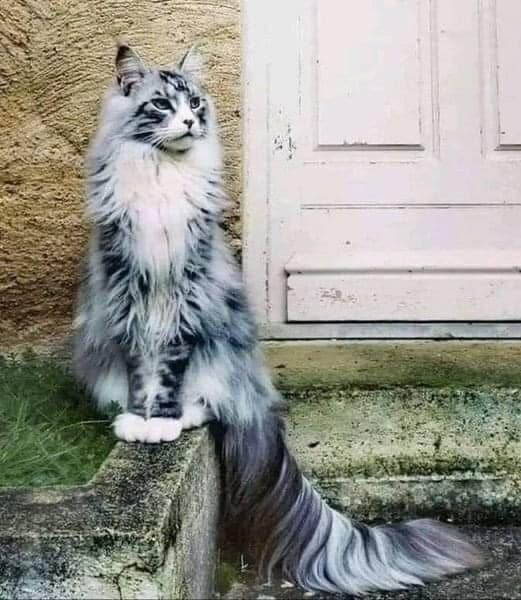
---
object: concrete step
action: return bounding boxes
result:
[264,341,521,524]
[219,526,521,600]
[265,341,521,391]
[285,386,521,523]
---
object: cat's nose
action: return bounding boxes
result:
[183,118,194,130]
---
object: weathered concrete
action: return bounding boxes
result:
[286,387,521,480]
[263,342,521,523]
[0,427,220,599]
[220,527,521,599]
[285,387,521,524]
[265,341,521,390]
[0,0,241,351]
[3,343,521,597]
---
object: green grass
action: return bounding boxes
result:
[0,354,114,488]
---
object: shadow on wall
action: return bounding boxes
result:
[0,0,241,351]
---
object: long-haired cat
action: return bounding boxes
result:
[73,45,483,595]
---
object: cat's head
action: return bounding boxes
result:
[107,44,213,153]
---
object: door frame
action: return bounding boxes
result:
[241,0,521,340]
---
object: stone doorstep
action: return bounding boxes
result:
[284,386,521,526]
[264,340,521,391]
[0,428,220,600]
[264,342,521,526]
[315,474,521,525]
[218,341,521,599]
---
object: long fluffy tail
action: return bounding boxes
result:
[217,410,484,596]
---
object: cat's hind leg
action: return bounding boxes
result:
[91,353,129,412]
[73,274,129,413]
[74,341,129,413]
[181,397,214,430]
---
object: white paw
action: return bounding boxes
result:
[181,402,213,430]
[113,413,182,443]
[143,417,183,443]
[113,413,148,442]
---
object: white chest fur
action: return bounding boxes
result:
[114,146,200,278]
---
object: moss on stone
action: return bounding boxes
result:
[0,428,220,598]
[265,341,521,390]
[215,560,241,595]
[268,343,521,523]
[285,387,521,480]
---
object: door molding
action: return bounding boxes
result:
[259,322,521,340]
[242,0,271,323]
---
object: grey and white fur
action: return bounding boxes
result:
[73,45,483,595]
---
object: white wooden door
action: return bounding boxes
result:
[244,0,521,336]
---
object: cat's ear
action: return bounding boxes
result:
[178,46,204,84]
[115,44,145,95]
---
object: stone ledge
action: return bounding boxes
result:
[264,340,521,390]
[0,427,220,599]
[284,386,521,525]
[316,473,521,525]
[262,341,521,525]
[285,387,521,480]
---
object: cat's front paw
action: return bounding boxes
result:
[113,413,182,443]
[143,417,183,443]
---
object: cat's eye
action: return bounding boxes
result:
[190,96,201,109]
[151,98,172,111]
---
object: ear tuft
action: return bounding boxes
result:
[115,44,145,95]
[178,46,205,84]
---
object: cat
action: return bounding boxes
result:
[73,44,483,595]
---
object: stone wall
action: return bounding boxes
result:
[0,429,220,599]
[0,0,241,350]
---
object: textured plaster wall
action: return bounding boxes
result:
[0,0,241,350]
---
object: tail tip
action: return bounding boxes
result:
[410,518,487,572]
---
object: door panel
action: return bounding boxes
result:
[287,272,521,321]
[496,0,521,147]
[317,0,422,147]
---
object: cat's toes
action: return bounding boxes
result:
[145,417,183,443]
[113,413,183,443]
[113,413,148,442]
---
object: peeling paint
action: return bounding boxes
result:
[287,123,296,159]
[272,134,283,154]
[320,288,358,304]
